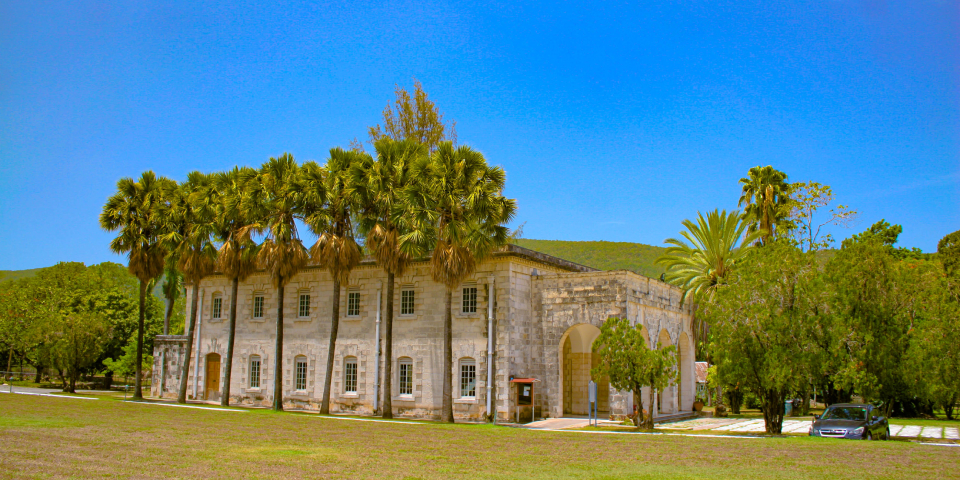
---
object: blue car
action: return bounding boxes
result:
[809,403,890,440]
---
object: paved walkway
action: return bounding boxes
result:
[658,417,960,439]
[522,415,959,440]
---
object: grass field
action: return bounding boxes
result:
[1,393,958,479]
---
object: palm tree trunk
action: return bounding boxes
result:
[163,290,175,335]
[133,279,146,400]
[441,286,454,423]
[382,272,394,419]
[320,280,341,414]
[273,279,285,412]
[221,277,239,406]
[177,283,200,403]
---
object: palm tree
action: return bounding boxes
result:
[160,263,183,335]
[406,142,516,423]
[351,137,426,418]
[213,167,261,406]
[655,209,760,358]
[738,166,790,245]
[169,172,218,404]
[100,171,174,399]
[303,148,367,414]
[247,153,310,412]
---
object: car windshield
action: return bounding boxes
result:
[822,407,867,421]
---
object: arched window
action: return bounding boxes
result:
[398,357,413,396]
[211,293,223,319]
[459,358,476,398]
[343,356,358,394]
[252,291,264,319]
[294,356,308,391]
[249,355,261,389]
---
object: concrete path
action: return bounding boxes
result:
[656,417,957,440]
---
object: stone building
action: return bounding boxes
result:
[152,244,697,422]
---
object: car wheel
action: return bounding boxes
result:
[884,428,890,441]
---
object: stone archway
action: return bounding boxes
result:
[657,330,675,414]
[559,323,609,416]
[678,332,695,411]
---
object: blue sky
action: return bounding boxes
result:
[1,1,957,270]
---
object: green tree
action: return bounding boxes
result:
[937,229,960,279]
[100,171,174,399]
[701,241,827,433]
[738,165,790,245]
[351,137,427,418]
[828,229,911,418]
[903,259,960,419]
[591,317,678,430]
[248,153,310,412]
[213,167,261,406]
[368,79,456,152]
[655,209,760,359]
[302,148,366,415]
[781,181,857,252]
[407,142,516,423]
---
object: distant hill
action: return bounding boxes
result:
[0,264,169,301]
[513,239,668,279]
[0,268,45,283]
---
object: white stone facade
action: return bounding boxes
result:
[152,245,696,422]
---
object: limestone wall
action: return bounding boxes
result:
[532,270,695,419]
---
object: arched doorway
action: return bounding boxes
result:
[657,330,675,414]
[560,324,609,416]
[678,332,695,411]
[205,353,221,401]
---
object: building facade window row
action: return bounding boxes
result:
[208,283,486,321]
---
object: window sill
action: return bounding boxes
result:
[392,396,415,403]
[294,317,312,322]
[454,398,477,404]
[340,393,359,398]
[344,316,361,321]
[251,317,265,322]
[398,314,416,319]
[247,388,261,393]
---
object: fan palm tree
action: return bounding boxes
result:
[247,153,310,412]
[406,142,516,423]
[655,209,760,358]
[100,171,175,399]
[351,137,426,418]
[160,264,183,335]
[738,165,790,245]
[168,172,218,404]
[213,167,261,406]
[303,148,368,414]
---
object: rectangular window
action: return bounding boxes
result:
[295,358,307,391]
[347,291,360,317]
[344,358,357,394]
[212,296,223,319]
[298,293,310,317]
[400,289,415,315]
[253,295,264,319]
[249,357,261,389]
[462,286,477,313]
[460,360,476,398]
[399,360,413,396]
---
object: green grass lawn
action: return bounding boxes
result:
[2,393,958,479]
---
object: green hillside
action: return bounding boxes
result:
[0,268,45,283]
[514,239,668,278]
[1,264,169,301]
